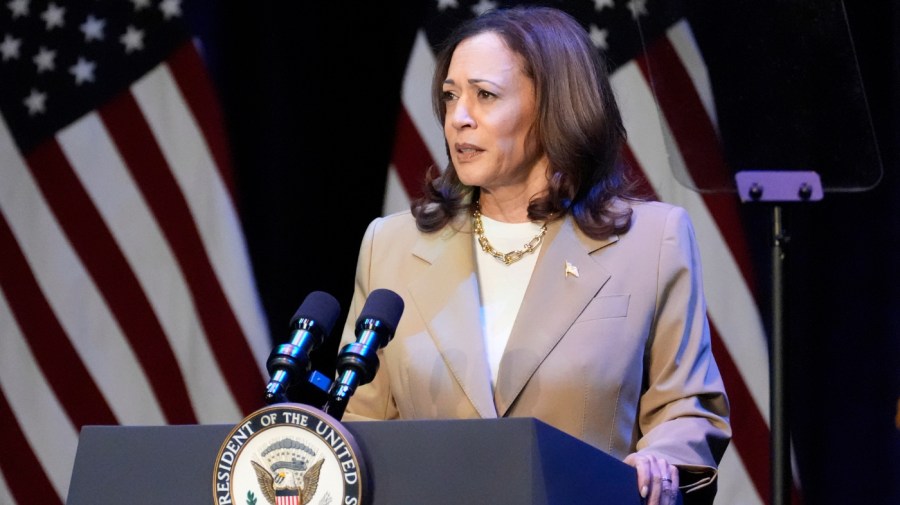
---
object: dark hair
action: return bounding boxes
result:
[410,5,642,239]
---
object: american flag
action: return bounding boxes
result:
[384,1,784,503]
[0,1,270,503]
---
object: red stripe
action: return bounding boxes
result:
[166,41,237,202]
[0,386,64,504]
[635,40,731,189]
[391,105,435,200]
[25,138,198,424]
[709,320,770,503]
[0,212,117,427]
[635,38,759,296]
[100,91,264,415]
[621,145,660,201]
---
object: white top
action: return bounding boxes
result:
[473,214,543,388]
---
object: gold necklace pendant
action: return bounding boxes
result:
[473,202,547,265]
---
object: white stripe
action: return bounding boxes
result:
[0,115,165,426]
[57,112,242,424]
[383,164,413,216]
[402,30,447,170]
[131,63,271,375]
[0,463,14,505]
[666,20,719,130]
[715,445,765,504]
[0,292,77,501]
[612,62,771,423]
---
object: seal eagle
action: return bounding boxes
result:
[251,458,324,505]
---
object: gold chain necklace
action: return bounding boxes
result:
[473,202,547,266]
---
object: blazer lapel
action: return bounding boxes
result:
[494,216,618,416]
[407,220,498,419]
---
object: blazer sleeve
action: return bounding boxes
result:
[633,206,732,495]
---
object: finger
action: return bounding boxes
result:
[665,463,680,505]
[654,460,678,505]
[668,463,680,488]
[624,454,651,499]
[647,455,666,505]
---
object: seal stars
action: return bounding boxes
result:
[565,261,579,278]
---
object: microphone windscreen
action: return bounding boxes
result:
[291,291,341,332]
[357,288,405,332]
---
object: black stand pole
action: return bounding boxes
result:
[770,204,790,505]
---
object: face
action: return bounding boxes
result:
[442,32,548,198]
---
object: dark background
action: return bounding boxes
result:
[186,2,898,504]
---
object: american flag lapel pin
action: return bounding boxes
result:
[565,261,579,278]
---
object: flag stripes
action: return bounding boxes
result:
[131,54,270,393]
[391,107,434,202]
[107,81,260,418]
[636,35,733,190]
[33,135,200,424]
[0,116,167,430]
[0,385,67,502]
[0,38,270,502]
[165,42,238,198]
[0,213,118,426]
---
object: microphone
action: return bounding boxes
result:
[264,291,341,405]
[323,288,404,420]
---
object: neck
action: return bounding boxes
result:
[476,194,533,223]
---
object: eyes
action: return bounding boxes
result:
[441,88,498,103]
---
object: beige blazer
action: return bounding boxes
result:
[340,200,731,491]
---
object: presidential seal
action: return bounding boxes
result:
[213,404,366,505]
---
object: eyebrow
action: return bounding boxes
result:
[443,78,502,87]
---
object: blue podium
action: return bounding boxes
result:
[66,417,644,505]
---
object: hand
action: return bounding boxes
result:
[624,452,680,505]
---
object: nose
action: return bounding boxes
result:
[447,98,474,130]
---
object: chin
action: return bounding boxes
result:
[455,164,488,187]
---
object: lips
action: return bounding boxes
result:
[454,142,484,162]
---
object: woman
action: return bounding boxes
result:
[339,6,731,505]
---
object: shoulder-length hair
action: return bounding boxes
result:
[410,5,642,239]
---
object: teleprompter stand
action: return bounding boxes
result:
[735,170,824,505]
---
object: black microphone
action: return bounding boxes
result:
[324,288,404,420]
[264,291,341,405]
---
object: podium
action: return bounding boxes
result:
[67,417,645,504]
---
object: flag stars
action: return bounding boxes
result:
[23,88,47,116]
[80,15,106,42]
[1,34,22,61]
[627,0,648,19]
[590,24,609,50]
[33,46,56,72]
[159,0,182,19]
[69,56,96,85]
[41,2,65,30]
[593,0,615,11]
[436,0,458,11]
[120,25,145,53]
[130,0,151,11]
[471,0,496,17]
[7,0,29,18]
